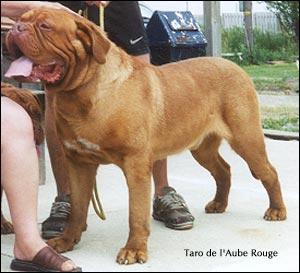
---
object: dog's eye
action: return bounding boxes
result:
[38,22,51,30]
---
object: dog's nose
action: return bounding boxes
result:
[11,22,27,35]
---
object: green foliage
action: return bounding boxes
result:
[262,116,299,132]
[264,1,299,46]
[222,27,245,52]
[261,104,299,133]
[222,27,297,65]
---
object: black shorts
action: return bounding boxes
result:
[57,1,150,56]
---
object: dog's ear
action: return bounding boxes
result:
[75,18,110,64]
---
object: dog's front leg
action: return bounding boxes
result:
[116,156,152,265]
[47,158,98,252]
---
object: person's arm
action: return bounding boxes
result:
[1,1,75,20]
[85,1,111,7]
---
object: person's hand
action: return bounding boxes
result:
[85,1,111,8]
[39,2,80,17]
[2,1,80,21]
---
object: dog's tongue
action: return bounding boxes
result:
[4,56,33,78]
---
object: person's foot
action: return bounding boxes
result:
[152,187,194,230]
[41,194,71,239]
[13,245,81,272]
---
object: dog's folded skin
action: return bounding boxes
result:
[5,9,287,264]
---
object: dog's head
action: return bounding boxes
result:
[1,82,44,145]
[5,8,111,90]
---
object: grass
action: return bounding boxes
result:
[242,63,299,132]
[242,63,299,93]
[260,106,299,132]
[243,63,299,78]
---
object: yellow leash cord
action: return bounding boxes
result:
[78,4,104,30]
[99,5,104,30]
[78,4,106,220]
[92,179,106,220]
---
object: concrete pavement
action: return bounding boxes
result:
[1,138,299,272]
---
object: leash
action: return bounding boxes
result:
[78,2,106,221]
[78,2,88,19]
[92,179,106,220]
[78,2,105,30]
[99,4,104,31]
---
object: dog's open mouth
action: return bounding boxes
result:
[4,45,65,84]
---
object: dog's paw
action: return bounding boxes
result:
[116,247,147,265]
[205,200,227,213]
[264,207,287,221]
[47,236,75,253]
[1,221,14,234]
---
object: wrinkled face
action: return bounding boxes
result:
[5,8,110,89]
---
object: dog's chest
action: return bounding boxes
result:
[56,100,131,165]
[60,117,125,165]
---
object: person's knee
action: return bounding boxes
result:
[1,98,34,145]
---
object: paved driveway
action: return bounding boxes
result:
[1,138,299,272]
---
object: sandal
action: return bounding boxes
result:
[10,246,82,272]
[152,187,194,230]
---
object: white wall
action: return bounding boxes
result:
[142,1,269,15]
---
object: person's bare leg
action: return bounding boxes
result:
[152,159,169,195]
[1,97,77,271]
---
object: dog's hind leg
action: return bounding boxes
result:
[229,128,286,221]
[191,134,231,213]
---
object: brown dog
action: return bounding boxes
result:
[1,82,44,234]
[5,9,286,264]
